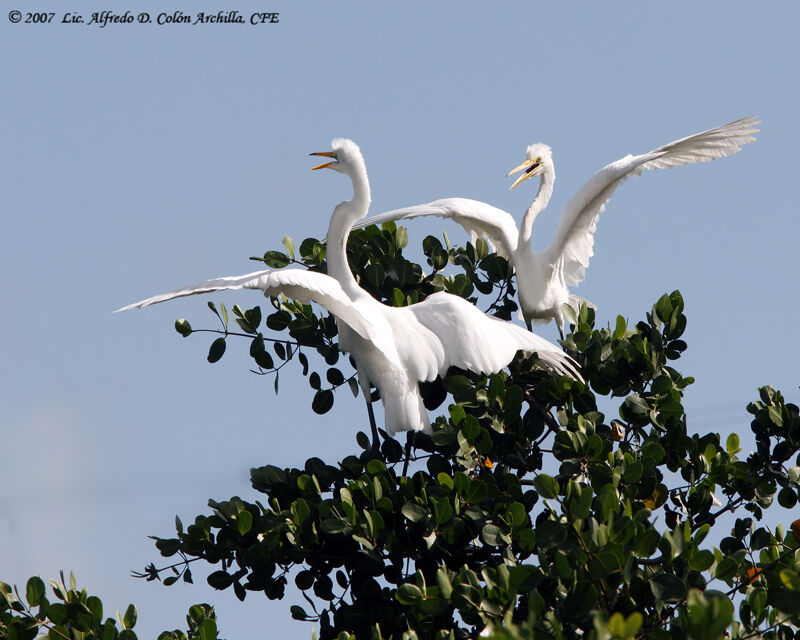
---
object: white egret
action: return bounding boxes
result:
[352,117,759,338]
[118,138,581,452]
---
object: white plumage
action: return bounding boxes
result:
[353,117,759,336]
[119,138,581,438]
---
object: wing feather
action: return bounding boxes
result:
[116,268,401,366]
[544,116,759,286]
[353,198,519,258]
[408,292,582,380]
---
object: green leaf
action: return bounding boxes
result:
[506,502,527,528]
[778,487,797,508]
[650,574,686,603]
[654,293,673,323]
[199,617,218,640]
[395,584,423,605]
[726,433,740,455]
[321,519,352,535]
[779,568,800,591]
[101,620,116,640]
[747,587,767,617]
[689,550,714,572]
[624,612,643,637]
[219,302,228,327]
[326,368,345,386]
[608,612,626,638]
[366,459,386,475]
[237,510,253,535]
[433,498,453,524]
[122,603,137,629]
[174,318,192,337]
[86,595,103,623]
[312,390,334,414]
[263,250,291,268]
[422,236,448,270]
[533,474,559,499]
[569,485,593,521]
[622,462,643,484]
[613,315,627,339]
[25,577,45,607]
[48,602,67,624]
[207,571,233,590]
[250,338,274,370]
[207,337,226,363]
[437,473,454,491]
[290,605,308,620]
[465,480,488,504]
[282,235,295,258]
[449,404,466,426]
[562,303,578,327]
[624,394,649,416]
[713,557,738,581]
[401,503,428,523]
[395,226,408,249]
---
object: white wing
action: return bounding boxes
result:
[543,116,759,286]
[408,292,583,381]
[352,198,520,259]
[116,268,401,366]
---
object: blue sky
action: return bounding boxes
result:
[2,3,798,637]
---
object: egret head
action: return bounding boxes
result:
[310,138,365,175]
[507,143,553,190]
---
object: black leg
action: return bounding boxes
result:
[402,431,417,477]
[365,396,380,453]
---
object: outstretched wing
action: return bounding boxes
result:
[543,116,759,286]
[116,268,400,366]
[352,197,519,259]
[408,291,583,381]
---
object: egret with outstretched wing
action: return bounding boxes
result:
[119,139,581,451]
[353,117,759,337]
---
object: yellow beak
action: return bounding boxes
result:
[506,158,541,190]
[310,150,337,171]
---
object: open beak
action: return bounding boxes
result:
[506,158,542,190]
[310,150,337,171]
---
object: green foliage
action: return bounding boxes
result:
[6,228,799,639]
[142,226,800,638]
[0,572,220,640]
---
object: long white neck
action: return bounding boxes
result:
[518,165,554,246]
[326,162,371,296]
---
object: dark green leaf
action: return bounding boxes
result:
[290,605,308,620]
[25,577,45,607]
[122,603,137,629]
[312,390,334,414]
[207,337,226,363]
[263,251,291,268]
[650,574,686,603]
[395,584,423,605]
[401,503,428,523]
[174,318,192,337]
